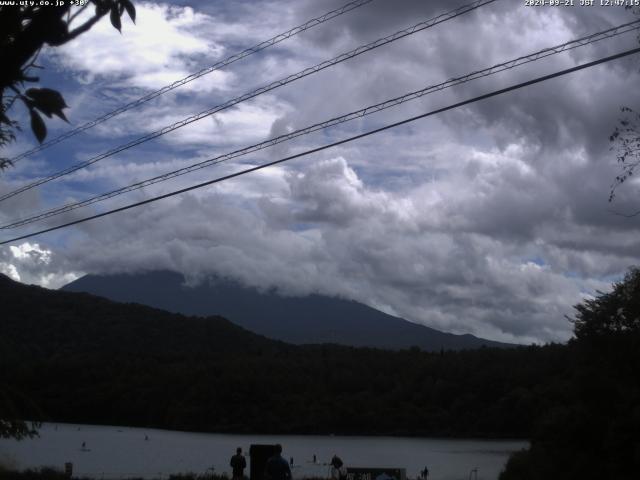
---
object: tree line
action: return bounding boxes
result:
[1,267,639,478]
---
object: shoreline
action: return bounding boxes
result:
[26,422,528,443]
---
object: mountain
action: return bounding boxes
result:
[0,272,278,357]
[0,272,288,432]
[62,270,512,351]
[1,272,558,437]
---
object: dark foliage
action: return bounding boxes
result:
[608,6,640,204]
[0,418,38,441]
[572,266,640,338]
[609,106,640,203]
[500,267,640,480]
[0,274,565,438]
[4,268,639,478]
[0,467,233,480]
[0,468,72,480]
[0,0,135,151]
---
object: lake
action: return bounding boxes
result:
[0,423,526,480]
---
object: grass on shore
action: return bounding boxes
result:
[0,468,328,480]
[0,468,224,480]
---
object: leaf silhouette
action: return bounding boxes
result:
[122,0,136,23]
[25,88,69,122]
[110,5,122,32]
[29,109,47,144]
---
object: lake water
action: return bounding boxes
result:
[0,423,526,480]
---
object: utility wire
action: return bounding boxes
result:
[0,0,497,204]
[7,0,377,164]
[2,45,639,246]
[2,20,638,230]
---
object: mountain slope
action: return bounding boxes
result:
[62,270,512,350]
[1,272,278,357]
[1,272,557,437]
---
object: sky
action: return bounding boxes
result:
[1,0,640,344]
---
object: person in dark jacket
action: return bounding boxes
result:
[264,444,292,480]
[230,447,247,480]
[330,455,346,480]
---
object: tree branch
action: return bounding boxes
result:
[68,3,90,26]
[606,207,640,218]
[65,10,107,42]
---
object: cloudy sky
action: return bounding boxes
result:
[1,0,640,344]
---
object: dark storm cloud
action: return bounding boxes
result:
[289,0,638,156]
[3,0,640,344]
[42,158,580,343]
[292,0,518,48]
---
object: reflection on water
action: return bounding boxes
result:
[0,423,526,480]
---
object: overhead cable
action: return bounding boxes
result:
[2,45,639,246]
[8,0,377,163]
[0,0,497,203]
[2,19,638,230]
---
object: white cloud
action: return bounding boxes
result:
[0,262,20,282]
[19,154,616,344]
[10,242,51,263]
[0,243,81,288]
[50,2,231,92]
[154,97,292,147]
[3,0,639,345]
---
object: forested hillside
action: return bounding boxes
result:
[3,269,639,479]
[500,268,640,480]
[2,273,560,437]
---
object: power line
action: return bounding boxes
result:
[0,0,497,204]
[2,20,638,230]
[2,45,638,246]
[7,0,377,164]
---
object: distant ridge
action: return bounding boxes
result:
[0,272,548,437]
[62,270,513,351]
[0,272,277,356]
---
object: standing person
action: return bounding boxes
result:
[264,444,292,480]
[330,455,347,480]
[420,466,429,480]
[230,447,247,480]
